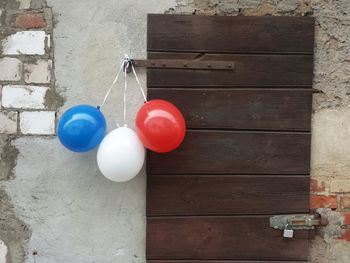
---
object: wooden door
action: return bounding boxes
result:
[146,14,314,262]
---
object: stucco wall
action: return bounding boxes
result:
[1,0,350,262]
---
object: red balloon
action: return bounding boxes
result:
[136,99,186,153]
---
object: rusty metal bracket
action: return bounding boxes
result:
[124,59,235,73]
[270,213,328,230]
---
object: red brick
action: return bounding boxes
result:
[15,13,46,29]
[342,212,350,225]
[340,196,350,209]
[339,230,350,241]
[310,179,326,192]
[310,195,337,209]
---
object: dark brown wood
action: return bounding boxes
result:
[146,15,314,262]
[148,88,312,131]
[147,216,310,260]
[147,130,311,175]
[148,15,314,54]
[147,260,307,263]
[132,59,235,71]
[147,53,313,87]
[147,176,309,216]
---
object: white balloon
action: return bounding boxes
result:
[97,127,145,182]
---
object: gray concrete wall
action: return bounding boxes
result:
[0,0,176,262]
[1,0,350,262]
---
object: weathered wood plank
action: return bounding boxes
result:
[147,53,313,87]
[146,15,314,262]
[147,131,311,175]
[148,261,307,263]
[147,176,310,216]
[148,88,312,131]
[148,15,314,54]
[147,216,310,260]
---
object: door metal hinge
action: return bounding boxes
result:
[270,213,328,230]
[124,59,235,73]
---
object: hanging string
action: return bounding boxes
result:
[124,54,147,102]
[99,54,147,126]
[122,59,129,126]
[98,60,125,109]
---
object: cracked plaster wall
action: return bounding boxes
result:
[1,0,350,262]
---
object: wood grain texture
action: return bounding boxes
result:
[147,176,310,216]
[148,261,307,263]
[147,15,315,54]
[148,88,312,131]
[147,53,313,87]
[147,216,310,260]
[147,130,311,175]
[146,15,314,262]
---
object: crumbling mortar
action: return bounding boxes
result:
[0,80,49,86]
[45,2,66,115]
[0,26,52,34]
[43,88,64,110]
[0,0,57,262]
[317,208,344,243]
[0,134,19,180]
[168,0,350,112]
[0,189,32,263]
[0,54,52,60]
[0,4,64,129]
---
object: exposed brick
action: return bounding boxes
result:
[1,31,48,55]
[331,180,350,193]
[340,196,350,209]
[310,179,326,193]
[0,58,22,81]
[1,85,48,109]
[0,111,18,134]
[339,230,350,242]
[342,212,350,225]
[310,195,337,209]
[15,13,46,28]
[20,111,55,135]
[24,59,51,84]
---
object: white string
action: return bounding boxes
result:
[99,61,125,109]
[99,54,147,127]
[124,54,147,102]
[123,59,128,126]
[130,63,147,102]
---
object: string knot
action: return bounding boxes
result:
[99,54,147,127]
[123,54,132,73]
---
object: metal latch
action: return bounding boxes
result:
[124,59,235,72]
[270,213,328,230]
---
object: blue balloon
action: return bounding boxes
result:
[57,105,106,152]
